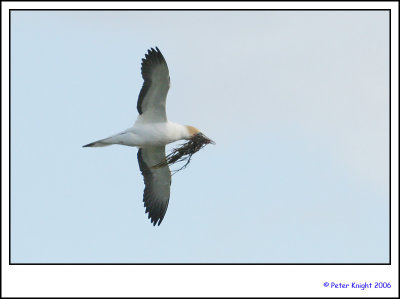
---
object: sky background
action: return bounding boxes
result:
[10,10,389,263]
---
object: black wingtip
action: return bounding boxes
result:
[149,214,163,226]
[147,46,161,54]
[153,218,163,226]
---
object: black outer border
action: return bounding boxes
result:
[7,8,393,266]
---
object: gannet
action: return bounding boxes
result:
[83,47,214,226]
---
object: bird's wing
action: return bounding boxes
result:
[137,146,171,226]
[137,47,170,123]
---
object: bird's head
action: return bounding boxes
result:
[185,125,216,145]
[152,125,215,173]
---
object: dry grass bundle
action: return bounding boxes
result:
[152,133,214,174]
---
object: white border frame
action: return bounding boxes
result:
[2,1,398,297]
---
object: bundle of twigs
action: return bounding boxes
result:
[152,133,213,174]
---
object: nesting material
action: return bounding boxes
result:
[152,133,213,174]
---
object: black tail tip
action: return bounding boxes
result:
[82,142,94,148]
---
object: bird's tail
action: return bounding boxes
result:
[83,131,132,148]
[82,139,112,147]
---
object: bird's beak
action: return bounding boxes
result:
[199,133,216,145]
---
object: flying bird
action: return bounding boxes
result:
[83,47,214,226]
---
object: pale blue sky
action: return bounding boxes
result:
[11,10,389,263]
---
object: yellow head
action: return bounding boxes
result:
[185,125,200,137]
[184,125,215,144]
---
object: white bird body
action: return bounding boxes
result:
[84,47,213,226]
[91,120,192,147]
